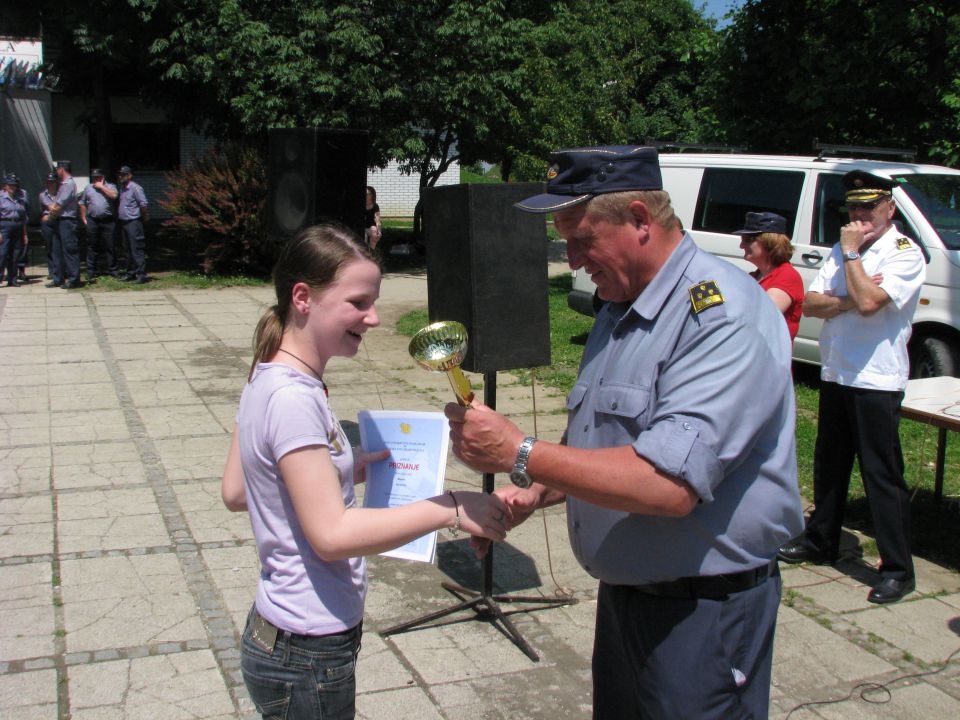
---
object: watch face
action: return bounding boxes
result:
[509,471,532,489]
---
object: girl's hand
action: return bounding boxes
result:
[354,448,390,484]
[453,490,508,543]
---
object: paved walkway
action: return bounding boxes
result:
[1,257,959,719]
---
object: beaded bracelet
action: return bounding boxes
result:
[447,490,461,537]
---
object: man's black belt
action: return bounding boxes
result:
[89,215,114,221]
[626,560,776,599]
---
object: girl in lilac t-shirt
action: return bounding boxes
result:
[221,224,507,719]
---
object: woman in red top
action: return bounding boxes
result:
[734,212,804,341]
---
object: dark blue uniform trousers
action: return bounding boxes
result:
[85,216,117,276]
[593,569,781,719]
[0,220,23,282]
[804,381,913,581]
[52,218,81,284]
[41,219,57,279]
[120,218,147,279]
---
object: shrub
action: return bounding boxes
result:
[160,145,274,275]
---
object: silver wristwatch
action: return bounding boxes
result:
[509,436,537,488]
[843,250,860,262]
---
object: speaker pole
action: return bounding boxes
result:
[379,370,577,662]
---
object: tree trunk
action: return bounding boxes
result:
[91,61,115,174]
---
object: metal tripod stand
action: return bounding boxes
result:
[379,371,577,661]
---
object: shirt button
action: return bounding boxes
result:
[583,425,588,432]
[611,401,618,410]
[599,378,604,385]
[683,422,692,430]
[573,521,580,530]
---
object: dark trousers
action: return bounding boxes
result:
[593,571,781,719]
[0,221,22,282]
[41,219,57,279]
[120,218,146,278]
[85,216,117,276]
[54,218,81,284]
[805,381,913,580]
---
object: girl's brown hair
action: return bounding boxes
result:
[249,222,379,380]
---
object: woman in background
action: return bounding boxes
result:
[734,211,804,341]
[364,186,382,250]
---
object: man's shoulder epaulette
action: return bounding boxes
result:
[688,280,725,314]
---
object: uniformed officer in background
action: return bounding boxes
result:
[47,160,81,288]
[79,168,118,282]
[0,173,27,287]
[446,146,804,718]
[38,171,59,281]
[117,165,149,284]
[11,174,30,282]
[778,171,926,605]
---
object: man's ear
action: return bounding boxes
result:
[628,200,651,230]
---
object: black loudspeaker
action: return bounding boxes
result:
[424,182,551,373]
[267,128,369,237]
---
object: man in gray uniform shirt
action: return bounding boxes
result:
[446,146,804,719]
[47,160,81,288]
[79,168,118,282]
[117,165,149,284]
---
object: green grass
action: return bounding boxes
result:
[396,279,960,571]
[76,272,269,291]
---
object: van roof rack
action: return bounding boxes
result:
[813,139,916,163]
[645,140,747,154]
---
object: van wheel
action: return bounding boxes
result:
[910,336,958,378]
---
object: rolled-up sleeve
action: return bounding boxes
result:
[634,314,787,504]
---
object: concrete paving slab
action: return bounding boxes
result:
[0,562,56,662]
[60,554,205,653]
[0,446,51,497]
[0,495,53,558]
[68,650,236,720]
[0,668,58,719]
[154,435,231,481]
[174,480,254,544]
[52,440,147,490]
[846,597,960,665]
[57,487,170,553]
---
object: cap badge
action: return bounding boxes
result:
[546,164,559,180]
[689,281,725,314]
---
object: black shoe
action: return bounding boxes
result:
[86,275,97,284]
[17,269,26,281]
[867,577,915,605]
[133,275,149,284]
[777,537,836,565]
[45,281,62,288]
[122,273,136,281]
[62,281,80,289]
[6,280,19,287]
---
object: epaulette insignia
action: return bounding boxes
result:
[689,280,724,314]
[896,237,912,250]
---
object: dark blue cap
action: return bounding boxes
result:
[2,173,16,185]
[515,145,663,213]
[732,211,787,235]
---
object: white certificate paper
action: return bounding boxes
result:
[358,410,450,563]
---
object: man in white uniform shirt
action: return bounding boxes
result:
[778,170,926,605]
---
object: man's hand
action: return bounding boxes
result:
[468,484,544,558]
[445,401,525,475]
[840,221,866,253]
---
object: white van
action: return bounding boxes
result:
[567,152,960,377]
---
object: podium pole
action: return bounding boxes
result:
[379,371,576,661]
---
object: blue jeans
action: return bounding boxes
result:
[241,605,362,720]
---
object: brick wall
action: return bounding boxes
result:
[368,160,461,218]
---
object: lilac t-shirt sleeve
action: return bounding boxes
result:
[265,383,333,463]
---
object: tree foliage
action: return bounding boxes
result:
[713,0,960,164]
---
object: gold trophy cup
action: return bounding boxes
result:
[408,321,474,406]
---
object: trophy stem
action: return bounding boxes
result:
[446,368,475,406]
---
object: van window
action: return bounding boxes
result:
[814,173,923,252]
[692,168,803,235]
[893,174,960,250]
